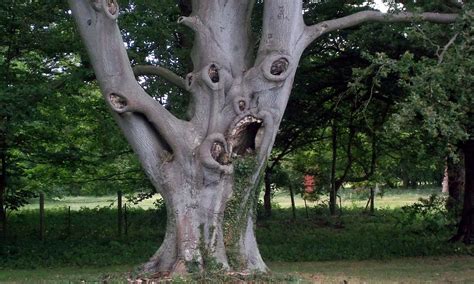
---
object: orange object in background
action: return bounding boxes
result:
[304,174,315,194]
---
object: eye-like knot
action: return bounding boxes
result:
[270,58,289,76]
[208,64,219,83]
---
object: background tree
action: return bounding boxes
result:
[0,0,182,239]
[270,0,452,215]
[377,4,473,243]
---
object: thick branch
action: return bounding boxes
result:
[304,11,459,47]
[258,0,305,57]
[438,33,459,64]
[68,0,191,157]
[133,65,187,90]
[181,1,255,72]
[335,114,356,189]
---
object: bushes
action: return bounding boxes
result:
[0,205,467,269]
[257,207,461,262]
[1,207,165,269]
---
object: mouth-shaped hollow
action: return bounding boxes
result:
[227,115,263,157]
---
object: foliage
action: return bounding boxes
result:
[398,194,456,233]
[0,0,192,212]
[369,5,473,157]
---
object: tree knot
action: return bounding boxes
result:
[261,54,293,82]
[90,0,119,20]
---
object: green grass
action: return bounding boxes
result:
[0,265,132,283]
[2,204,467,269]
[270,256,474,283]
[2,188,471,282]
[1,256,474,283]
[20,195,161,211]
[273,187,443,209]
[21,187,441,211]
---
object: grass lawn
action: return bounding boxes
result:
[20,195,159,211]
[1,256,473,283]
[272,255,474,283]
[5,187,468,283]
[273,188,441,210]
[21,187,441,211]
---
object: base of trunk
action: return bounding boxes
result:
[137,214,267,279]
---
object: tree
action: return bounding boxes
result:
[0,0,78,239]
[0,0,158,241]
[68,0,459,276]
[366,3,473,242]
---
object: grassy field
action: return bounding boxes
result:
[272,256,474,283]
[3,187,472,283]
[20,195,158,211]
[21,187,441,211]
[1,256,473,283]
[274,187,441,209]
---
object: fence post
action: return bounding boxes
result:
[370,187,375,214]
[124,203,128,236]
[117,190,122,237]
[289,184,296,221]
[67,206,71,236]
[39,192,45,241]
[304,198,309,218]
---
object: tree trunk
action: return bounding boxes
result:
[442,162,449,193]
[137,157,268,274]
[330,120,338,216]
[0,151,6,240]
[68,0,459,277]
[453,141,474,244]
[263,167,272,218]
[117,190,123,237]
[369,187,375,214]
[402,174,410,188]
[450,141,474,244]
[39,192,45,241]
[446,155,464,212]
[464,141,474,244]
[289,184,296,220]
[69,0,309,276]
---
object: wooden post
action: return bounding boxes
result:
[289,184,296,220]
[304,198,309,219]
[117,190,122,237]
[39,192,45,241]
[330,120,338,216]
[370,187,375,214]
[67,206,71,236]
[124,203,128,236]
[0,208,6,241]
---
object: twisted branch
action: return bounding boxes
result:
[304,11,459,47]
[133,65,187,90]
[68,0,192,157]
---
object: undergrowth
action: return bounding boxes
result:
[0,199,469,270]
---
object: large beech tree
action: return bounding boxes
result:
[68,0,459,276]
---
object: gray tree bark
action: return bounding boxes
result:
[68,0,458,277]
